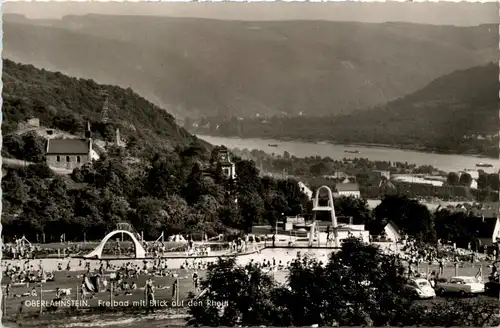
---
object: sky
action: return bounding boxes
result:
[3,1,499,26]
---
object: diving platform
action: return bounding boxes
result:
[312,206,333,212]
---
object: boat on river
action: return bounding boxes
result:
[476,162,493,168]
[344,150,360,154]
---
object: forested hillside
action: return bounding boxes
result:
[192,63,499,157]
[2,59,198,153]
[1,61,311,242]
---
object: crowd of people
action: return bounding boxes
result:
[3,259,56,284]
[6,231,500,311]
[75,257,206,313]
[2,255,209,315]
[2,230,269,265]
[2,236,41,260]
[376,237,498,285]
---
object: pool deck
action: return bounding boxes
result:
[27,239,342,260]
[74,247,265,260]
[70,243,340,260]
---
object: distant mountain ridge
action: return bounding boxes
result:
[3,14,497,119]
[191,63,499,157]
[330,62,499,156]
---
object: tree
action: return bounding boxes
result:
[16,200,46,239]
[487,173,499,190]
[189,195,221,234]
[458,172,472,187]
[446,172,460,185]
[309,162,331,176]
[477,172,489,189]
[187,258,281,326]
[263,192,288,227]
[236,160,261,194]
[22,133,46,163]
[374,195,436,242]
[238,191,265,232]
[25,163,54,179]
[183,163,204,205]
[99,189,131,232]
[218,199,242,230]
[211,163,225,185]
[126,135,138,150]
[2,171,29,206]
[188,237,412,326]
[38,177,76,239]
[2,134,24,159]
[333,196,373,225]
[146,154,181,198]
[163,194,190,235]
[130,197,167,239]
[276,179,307,216]
[92,158,131,196]
[51,111,82,134]
[434,209,481,248]
[180,141,208,161]
[407,299,500,326]
[279,237,411,326]
[105,144,126,158]
[355,172,372,187]
[73,187,104,239]
[188,237,500,327]
[413,165,434,174]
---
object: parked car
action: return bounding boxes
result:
[404,278,436,299]
[485,279,500,296]
[435,276,485,297]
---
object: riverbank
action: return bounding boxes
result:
[334,142,488,158]
[196,135,499,174]
[194,132,497,159]
[292,139,487,158]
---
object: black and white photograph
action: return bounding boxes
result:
[1,1,499,327]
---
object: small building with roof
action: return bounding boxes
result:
[335,180,361,198]
[45,123,99,170]
[369,220,402,242]
[382,221,402,242]
[298,181,313,200]
[217,149,236,180]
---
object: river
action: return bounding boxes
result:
[197,135,499,173]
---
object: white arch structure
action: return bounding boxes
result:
[84,230,146,259]
[309,185,339,248]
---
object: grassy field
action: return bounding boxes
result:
[2,268,201,327]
